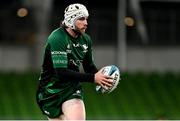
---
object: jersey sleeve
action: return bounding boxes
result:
[48,33,68,68]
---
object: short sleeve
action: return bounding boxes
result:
[48,34,68,68]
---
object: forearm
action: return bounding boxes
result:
[55,68,95,82]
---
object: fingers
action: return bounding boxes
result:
[104,75,113,79]
[101,80,112,87]
[94,71,114,89]
[100,80,113,90]
[101,77,113,88]
[100,84,108,90]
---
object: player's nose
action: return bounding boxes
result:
[84,19,88,26]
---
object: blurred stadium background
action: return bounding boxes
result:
[0,0,180,120]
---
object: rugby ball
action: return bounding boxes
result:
[96,65,121,93]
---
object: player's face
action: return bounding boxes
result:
[75,17,88,34]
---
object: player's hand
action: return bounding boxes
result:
[94,69,113,89]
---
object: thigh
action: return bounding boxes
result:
[62,98,86,120]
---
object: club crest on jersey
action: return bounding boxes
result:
[67,44,70,49]
[73,43,80,47]
[82,44,88,53]
[66,44,72,53]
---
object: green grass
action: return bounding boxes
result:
[0,71,180,120]
[0,72,46,120]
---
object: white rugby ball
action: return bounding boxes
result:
[96,65,121,93]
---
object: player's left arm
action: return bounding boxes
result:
[82,37,98,74]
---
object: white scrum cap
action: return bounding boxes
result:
[62,3,89,29]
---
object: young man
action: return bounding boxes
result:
[36,3,113,120]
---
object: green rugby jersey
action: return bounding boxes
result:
[37,27,97,99]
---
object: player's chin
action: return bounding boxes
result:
[79,29,86,34]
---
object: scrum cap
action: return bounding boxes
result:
[62,3,89,29]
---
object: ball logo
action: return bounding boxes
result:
[113,73,118,83]
[101,68,110,74]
